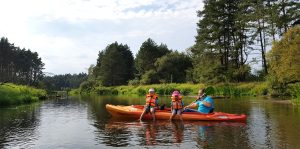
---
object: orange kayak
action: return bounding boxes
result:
[106,104,247,122]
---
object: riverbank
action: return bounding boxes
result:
[0,83,47,106]
[72,82,300,105]
[72,82,269,96]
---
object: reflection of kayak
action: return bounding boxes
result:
[106,104,247,122]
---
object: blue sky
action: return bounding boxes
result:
[0,0,204,74]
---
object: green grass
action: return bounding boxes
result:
[288,83,300,105]
[0,83,47,106]
[75,82,270,97]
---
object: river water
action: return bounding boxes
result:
[0,95,299,148]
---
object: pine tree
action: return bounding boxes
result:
[135,38,170,77]
[95,42,134,86]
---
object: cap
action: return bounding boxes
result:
[149,88,155,92]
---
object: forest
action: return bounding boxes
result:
[0,0,299,99]
[82,0,299,94]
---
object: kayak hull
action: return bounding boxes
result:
[106,104,247,122]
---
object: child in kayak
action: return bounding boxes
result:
[169,90,184,121]
[139,88,159,121]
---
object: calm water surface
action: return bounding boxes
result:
[0,95,299,148]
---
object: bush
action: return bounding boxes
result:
[77,82,275,98]
[128,79,140,86]
[0,83,46,106]
[288,83,300,105]
[80,80,97,93]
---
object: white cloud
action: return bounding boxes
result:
[0,0,204,74]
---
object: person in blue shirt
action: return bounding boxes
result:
[184,89,214,114]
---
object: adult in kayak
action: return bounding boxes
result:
[139,88,159,121]
[184,88,214,114]
[169,90,184,121]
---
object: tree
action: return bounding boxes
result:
[155,51,193,83]
[193,0,252,83]
[248,0,300,75]
[276,0,300,34]
[140,69,159,85]
[135,38,170,77]
[41,73,88,91]
[0,37,14,82]
[95,42,134,86]
[0,37,44,86]
[267,26,300,87]
[192,0,299,83]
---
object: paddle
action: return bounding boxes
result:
[182,94,205,112]
[184,95,202,109]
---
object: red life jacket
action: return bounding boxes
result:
[171,95,183,109]
[146,94,158,107]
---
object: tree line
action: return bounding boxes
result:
[40,73,88,91]
[1,0,299,91]
[191,0,299,83]
[0,37,44,86]
[85,0,299,87]
[86,39,193,87]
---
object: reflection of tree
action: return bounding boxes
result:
[250,101,300,149]
[83,95,133,147]
[102,122,132,147]
[0,103,41,148]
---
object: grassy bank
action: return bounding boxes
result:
[72,82,300,105]
[72,82,270,97]
[0,83,47,106]
[289,83,300,106]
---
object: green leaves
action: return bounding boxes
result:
[135,38,171,76]
[155,52,193,83]
[267,26,300,87]
[0,37,44,86]
[94,42,134,86]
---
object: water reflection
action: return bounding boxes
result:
[100,118,247,148]
[0,103,41,148]
[171,121,184,143]
[0,96,299,148]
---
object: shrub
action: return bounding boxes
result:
[0,83,46,106]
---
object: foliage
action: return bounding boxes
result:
[288,83,300,105]
[267,26,300,95]
[79,80,97,93]
[192,0,253,83]
[40,73,88,91]
[191,0,299,83]
[93,42,134,86]
[76,82,270,97]
[155,51,193,83]
[135,38,171,77]
[0,37,44,86]
[140,69,159,85]
[128,78,140,86]
[138,51,193,84]
[0,83,46,106]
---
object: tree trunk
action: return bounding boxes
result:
[258,19,268,74]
